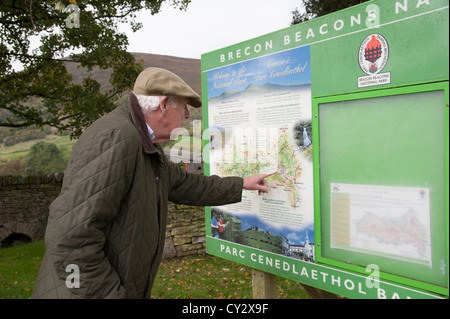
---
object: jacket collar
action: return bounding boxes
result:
[129,92,160,155]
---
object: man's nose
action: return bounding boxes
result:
[185,107,190,119]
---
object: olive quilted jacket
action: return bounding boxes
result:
[31,94,243,298]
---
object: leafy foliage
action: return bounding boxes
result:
[24,141,66,175]
[0,0,191,138]
[291,0,370,25]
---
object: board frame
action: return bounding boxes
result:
[312,81,449,296]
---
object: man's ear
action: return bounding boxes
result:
[159,96,169,114]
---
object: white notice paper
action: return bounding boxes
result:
[330,183,432,265]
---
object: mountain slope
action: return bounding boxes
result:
[64,52,202,123]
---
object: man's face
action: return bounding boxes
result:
[151,96,190,143]
[166,96,191,130]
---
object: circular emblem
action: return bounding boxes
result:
[358,34,389,75]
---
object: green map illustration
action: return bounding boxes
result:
[216,129,302,207]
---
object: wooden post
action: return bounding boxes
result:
[252,269,277,299]
[301,284,340,299]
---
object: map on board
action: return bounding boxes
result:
[330,183,432,265]
[355,210,429,257]
[216,128,303,208]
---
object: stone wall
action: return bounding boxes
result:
[0,174,63,246]
[0,173,206,258]
[164,203,206,259]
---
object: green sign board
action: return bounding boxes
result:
[201,0,449,299]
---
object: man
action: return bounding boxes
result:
[32,67,272,299]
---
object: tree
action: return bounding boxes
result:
[291,0,369,25]
[24,141,66,175]
[1,0,191,138]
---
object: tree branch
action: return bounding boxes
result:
[29,0,35,29]
[3,51,77,63]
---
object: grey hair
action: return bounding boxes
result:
[133,92,162,113]
[133,92,180,114]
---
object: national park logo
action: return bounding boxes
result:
[358,34,389,75]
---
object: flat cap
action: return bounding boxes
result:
[133,67,202,108]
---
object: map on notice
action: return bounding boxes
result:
[330,183,432,265]
[216,128,302,208]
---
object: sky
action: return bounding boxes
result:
[15,0,301,71]
[118,0,302,59]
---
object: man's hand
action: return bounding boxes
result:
[243,172,276,195]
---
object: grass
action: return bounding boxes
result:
[0,240,45,299]
[152,254,310,299]
[0,134,76,161]
[0,239,310,299]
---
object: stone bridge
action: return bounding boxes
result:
[0,173,62,247]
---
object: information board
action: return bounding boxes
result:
[201,0,449,299]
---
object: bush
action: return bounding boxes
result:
[3,136,16,147]
[24,141,66,175]
[0,126,49,147]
